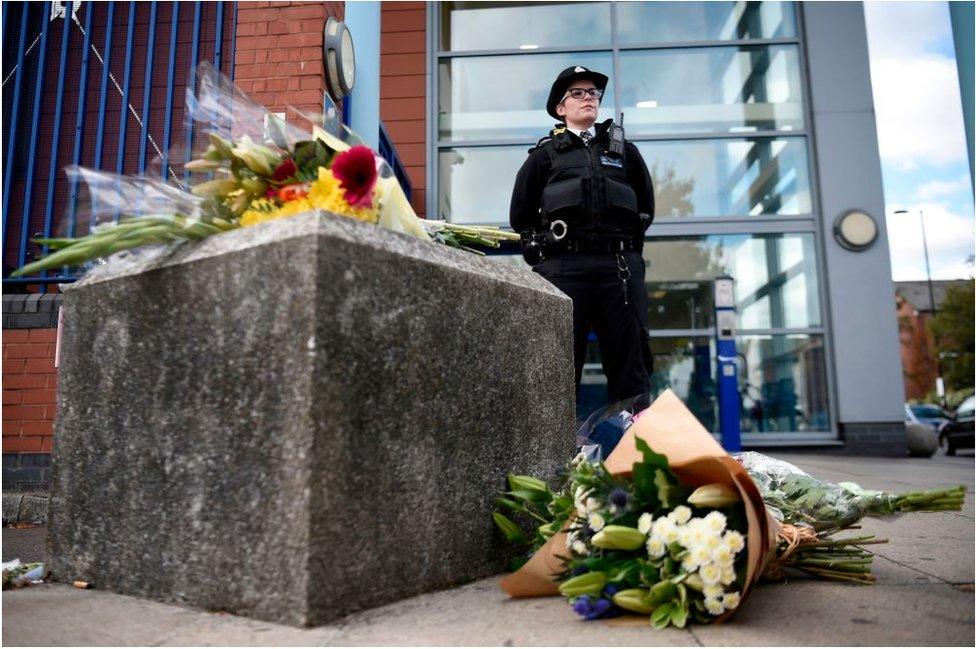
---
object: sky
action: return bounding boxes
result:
[863,1,975,282]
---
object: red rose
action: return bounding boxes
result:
[330,145,378,208]
[272,158,297,182]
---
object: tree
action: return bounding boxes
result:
[928,281,975,393]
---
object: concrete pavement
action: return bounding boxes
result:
[3,452,973,646]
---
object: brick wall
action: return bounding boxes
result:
[381,1,427,217]
[3,329,58,466]
[233,1,345,115]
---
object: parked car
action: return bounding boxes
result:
[905,403,951,433]
[938,395,975,456]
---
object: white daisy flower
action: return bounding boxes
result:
[689,546,711,568]
[720,566,737,586]
[722,591,741,610]
[571,540,589,556]
[723,530,745,553]
[703,584,724,600]
[669,505,692,525]
[646,537,666,559]
[703,597,725,616]
[704,534,722,551]
[565,531,578,549]
[585,497,601,514]
[663,526,681,545]
[699,563,722,586]
[711,545,735,567]
[637,512,654,535]
[703,511,727,534]
[588,512,606,532]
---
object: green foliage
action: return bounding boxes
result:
[928,282,975,392]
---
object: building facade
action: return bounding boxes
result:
[2,1,910,487]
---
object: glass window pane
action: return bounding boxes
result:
[440,1,611,52]
[649,336,718,430]
[616,1,797,44]
[635,138,812,217]
[439,52,615,142]
[738,334,830,432]
[438,146,529,224]
[642,233,821,330]
[619,46,804,135]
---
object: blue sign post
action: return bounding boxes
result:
[714,275,741,452]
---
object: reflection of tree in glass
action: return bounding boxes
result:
[648,161,695,217]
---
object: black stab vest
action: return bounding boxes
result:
[538,126,642,238]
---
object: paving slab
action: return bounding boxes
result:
[690,582,974,646]
[856,512,976,584]
[3,453,972,646]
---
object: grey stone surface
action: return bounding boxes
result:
[906,423,939,457]
[18,493,49,525]
[841,421,909,456]
[46,211,575,627]
[2,493,24,525]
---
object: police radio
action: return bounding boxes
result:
[607,112,625,157]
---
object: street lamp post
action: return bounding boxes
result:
[895,208,945,406]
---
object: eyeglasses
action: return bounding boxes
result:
[562,87,603,102]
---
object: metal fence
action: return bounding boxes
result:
[2,0,237,289]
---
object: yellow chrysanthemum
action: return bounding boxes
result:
[240,167,379,228]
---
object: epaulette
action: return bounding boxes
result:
[529,125,568,153]
[528,135,551,153]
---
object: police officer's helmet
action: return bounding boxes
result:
[546,66,609,121]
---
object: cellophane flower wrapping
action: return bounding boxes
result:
[734,451,909,532]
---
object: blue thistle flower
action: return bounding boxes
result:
[609,487,629,508]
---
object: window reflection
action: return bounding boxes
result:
[439,53,615,142]
[642,233,821,330]
[650,337,718,430]
[635,138,811,217]
[440,1,611,52]
[738,334,829,432]
[619,46,804,135]
[438,146,528,223]
[616,1,797,44]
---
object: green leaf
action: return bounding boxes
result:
[506,488,550,504]
[508,474,549,493]
[651,602,673,629]
[634,437,671,473]
[632,462,659,507]
[670,603,689,628]
[492,512,526,544]
[654,469,676,509]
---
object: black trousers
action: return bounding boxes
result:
[534,250,652,403]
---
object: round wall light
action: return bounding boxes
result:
[833,209,879,251]
[323,17,355,101]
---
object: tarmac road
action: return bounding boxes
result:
[3,451,973,646]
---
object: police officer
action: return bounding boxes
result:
[510,66,654,404]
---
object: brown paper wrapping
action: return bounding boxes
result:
[499,389,778,608]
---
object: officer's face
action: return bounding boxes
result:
[556,82,600,128]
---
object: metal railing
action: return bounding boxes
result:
[2,1,237,289]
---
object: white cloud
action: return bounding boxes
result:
[869,55,968,170]
[864,1,951,59]
[864,1,968,171]
[912,174,974,201]
[885,202,976,281]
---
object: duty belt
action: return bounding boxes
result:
[561,238,643,254]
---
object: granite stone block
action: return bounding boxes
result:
[46,211,576,627]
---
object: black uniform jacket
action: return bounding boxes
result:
[509,119,655,241]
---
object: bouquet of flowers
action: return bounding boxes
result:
[11,62,516,279]
[494,390,964,627]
